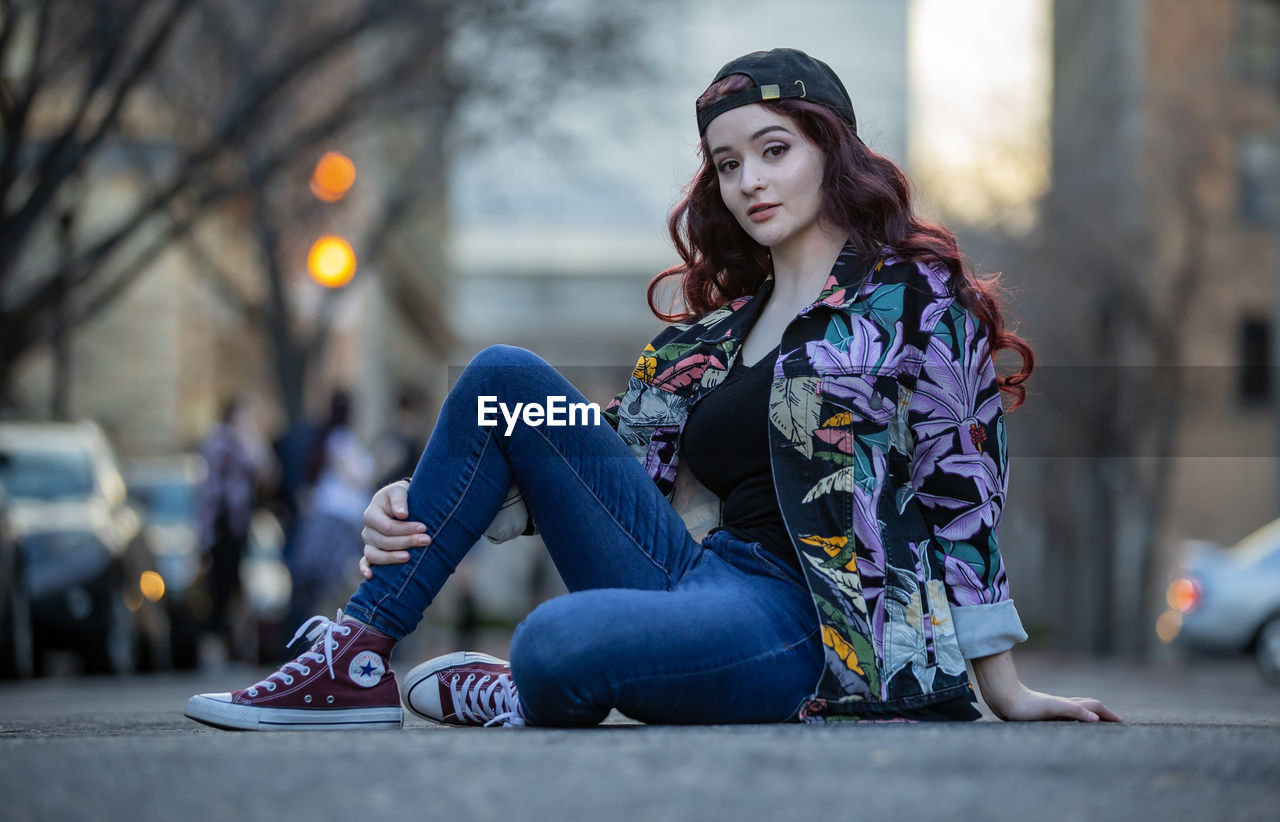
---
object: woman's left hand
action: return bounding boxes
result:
[987,685,1124,723]
[971,649,1124,723]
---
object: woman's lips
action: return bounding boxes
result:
[748,204,779,223]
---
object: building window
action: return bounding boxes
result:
[1237,134,1279,227]
[1240,316,1271,404]
[1235,0,1280,88]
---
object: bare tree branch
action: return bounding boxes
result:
[0,0,53,204]
[32,38,432,339]
[0,0,678,423]
[179,227,256,322]
[0,0,192,276]
[6,0,401,315]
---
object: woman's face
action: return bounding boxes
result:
[703,103,827,254]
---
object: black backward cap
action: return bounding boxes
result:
[697,48,857,136]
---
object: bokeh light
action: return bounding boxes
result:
[1166,577,1201,613]
[1155,609,1183,643]
[310,151,356,202]
[140,570,165,602]
[307,235,357,288]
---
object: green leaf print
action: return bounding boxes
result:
[862,284,907,343]
[649,341,701,362]
[816,539,857,572]
[931,304,962,353]
[814,593,875,694]
[849,630,880,696]
[812,448,855,467]
[769,376,821,458]
[933,537,989,580]
[824,316,854,349]
[815,592,861,645]
[852,438,881,497]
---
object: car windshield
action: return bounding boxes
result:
[131,481,196,523]
[0,449,95,501]
[1257,548,1280,571]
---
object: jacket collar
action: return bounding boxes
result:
[798,241,883,314]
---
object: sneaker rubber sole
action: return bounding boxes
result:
[401,651,509,724]
[185,693,403,731]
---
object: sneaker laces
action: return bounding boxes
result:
[448,670,527,727]
[246,609,353,697]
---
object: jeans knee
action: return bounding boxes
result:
[509,601,569,692]
[458,345,550,402]
[513,596,603,693]
[510,599,608,727]
[468,344,542,371]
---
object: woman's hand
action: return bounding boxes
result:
[359,480,431,580]
[982,683,1123,723]
[970,649,1124,723]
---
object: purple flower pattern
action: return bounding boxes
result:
[908,306,1012,606]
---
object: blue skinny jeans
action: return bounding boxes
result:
[343,345,823,726]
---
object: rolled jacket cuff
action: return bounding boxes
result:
[951,599,1029,659]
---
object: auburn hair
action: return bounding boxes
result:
[649,73,1034,410]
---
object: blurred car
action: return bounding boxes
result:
[0,487,35,679]
[0,420,170,675]
[239,508,292,664]
[124,455,208,669]
[125,455,292,667]
[1165,524,1280,685]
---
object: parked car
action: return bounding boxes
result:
[239,507,292,664]
[125,455,292,667]
[124,455,207,670]
[0,487,34,679]
[0,420,170,675]
[1166,523,1280,684]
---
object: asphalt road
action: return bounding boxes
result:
[2,651,1277,822]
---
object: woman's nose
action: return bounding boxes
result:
[739,163,766,194]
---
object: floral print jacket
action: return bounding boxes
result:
[598,242,1027,722]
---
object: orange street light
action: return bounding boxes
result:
[307,235,357,288]
[140,570,165,602]
[310,151,356,202]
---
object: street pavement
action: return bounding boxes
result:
[1,650,1277,821]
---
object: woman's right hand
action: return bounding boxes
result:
[359,480,432,580]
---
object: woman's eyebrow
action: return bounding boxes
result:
[710,125,793,156]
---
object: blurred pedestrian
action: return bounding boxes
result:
[196,395,272,664]
[269,419,317,562]
[188,48,1121,731]
[286,390,374,628]
[371,384,430,490]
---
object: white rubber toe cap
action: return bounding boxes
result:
[401,651,506,723]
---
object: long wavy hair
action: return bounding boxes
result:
[651,73,1034,409]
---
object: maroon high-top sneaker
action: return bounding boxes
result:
[185,610,403,731]
[401,652,526,727]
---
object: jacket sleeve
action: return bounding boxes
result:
[602,320,682,433]
[601,387,627,433]
[907,303,1028,659]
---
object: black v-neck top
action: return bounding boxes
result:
[680,343,800,575]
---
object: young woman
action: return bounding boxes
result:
[186,48,1121,730]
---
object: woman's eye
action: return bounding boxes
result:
[717,159,738,174]
[765,143,789,158]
